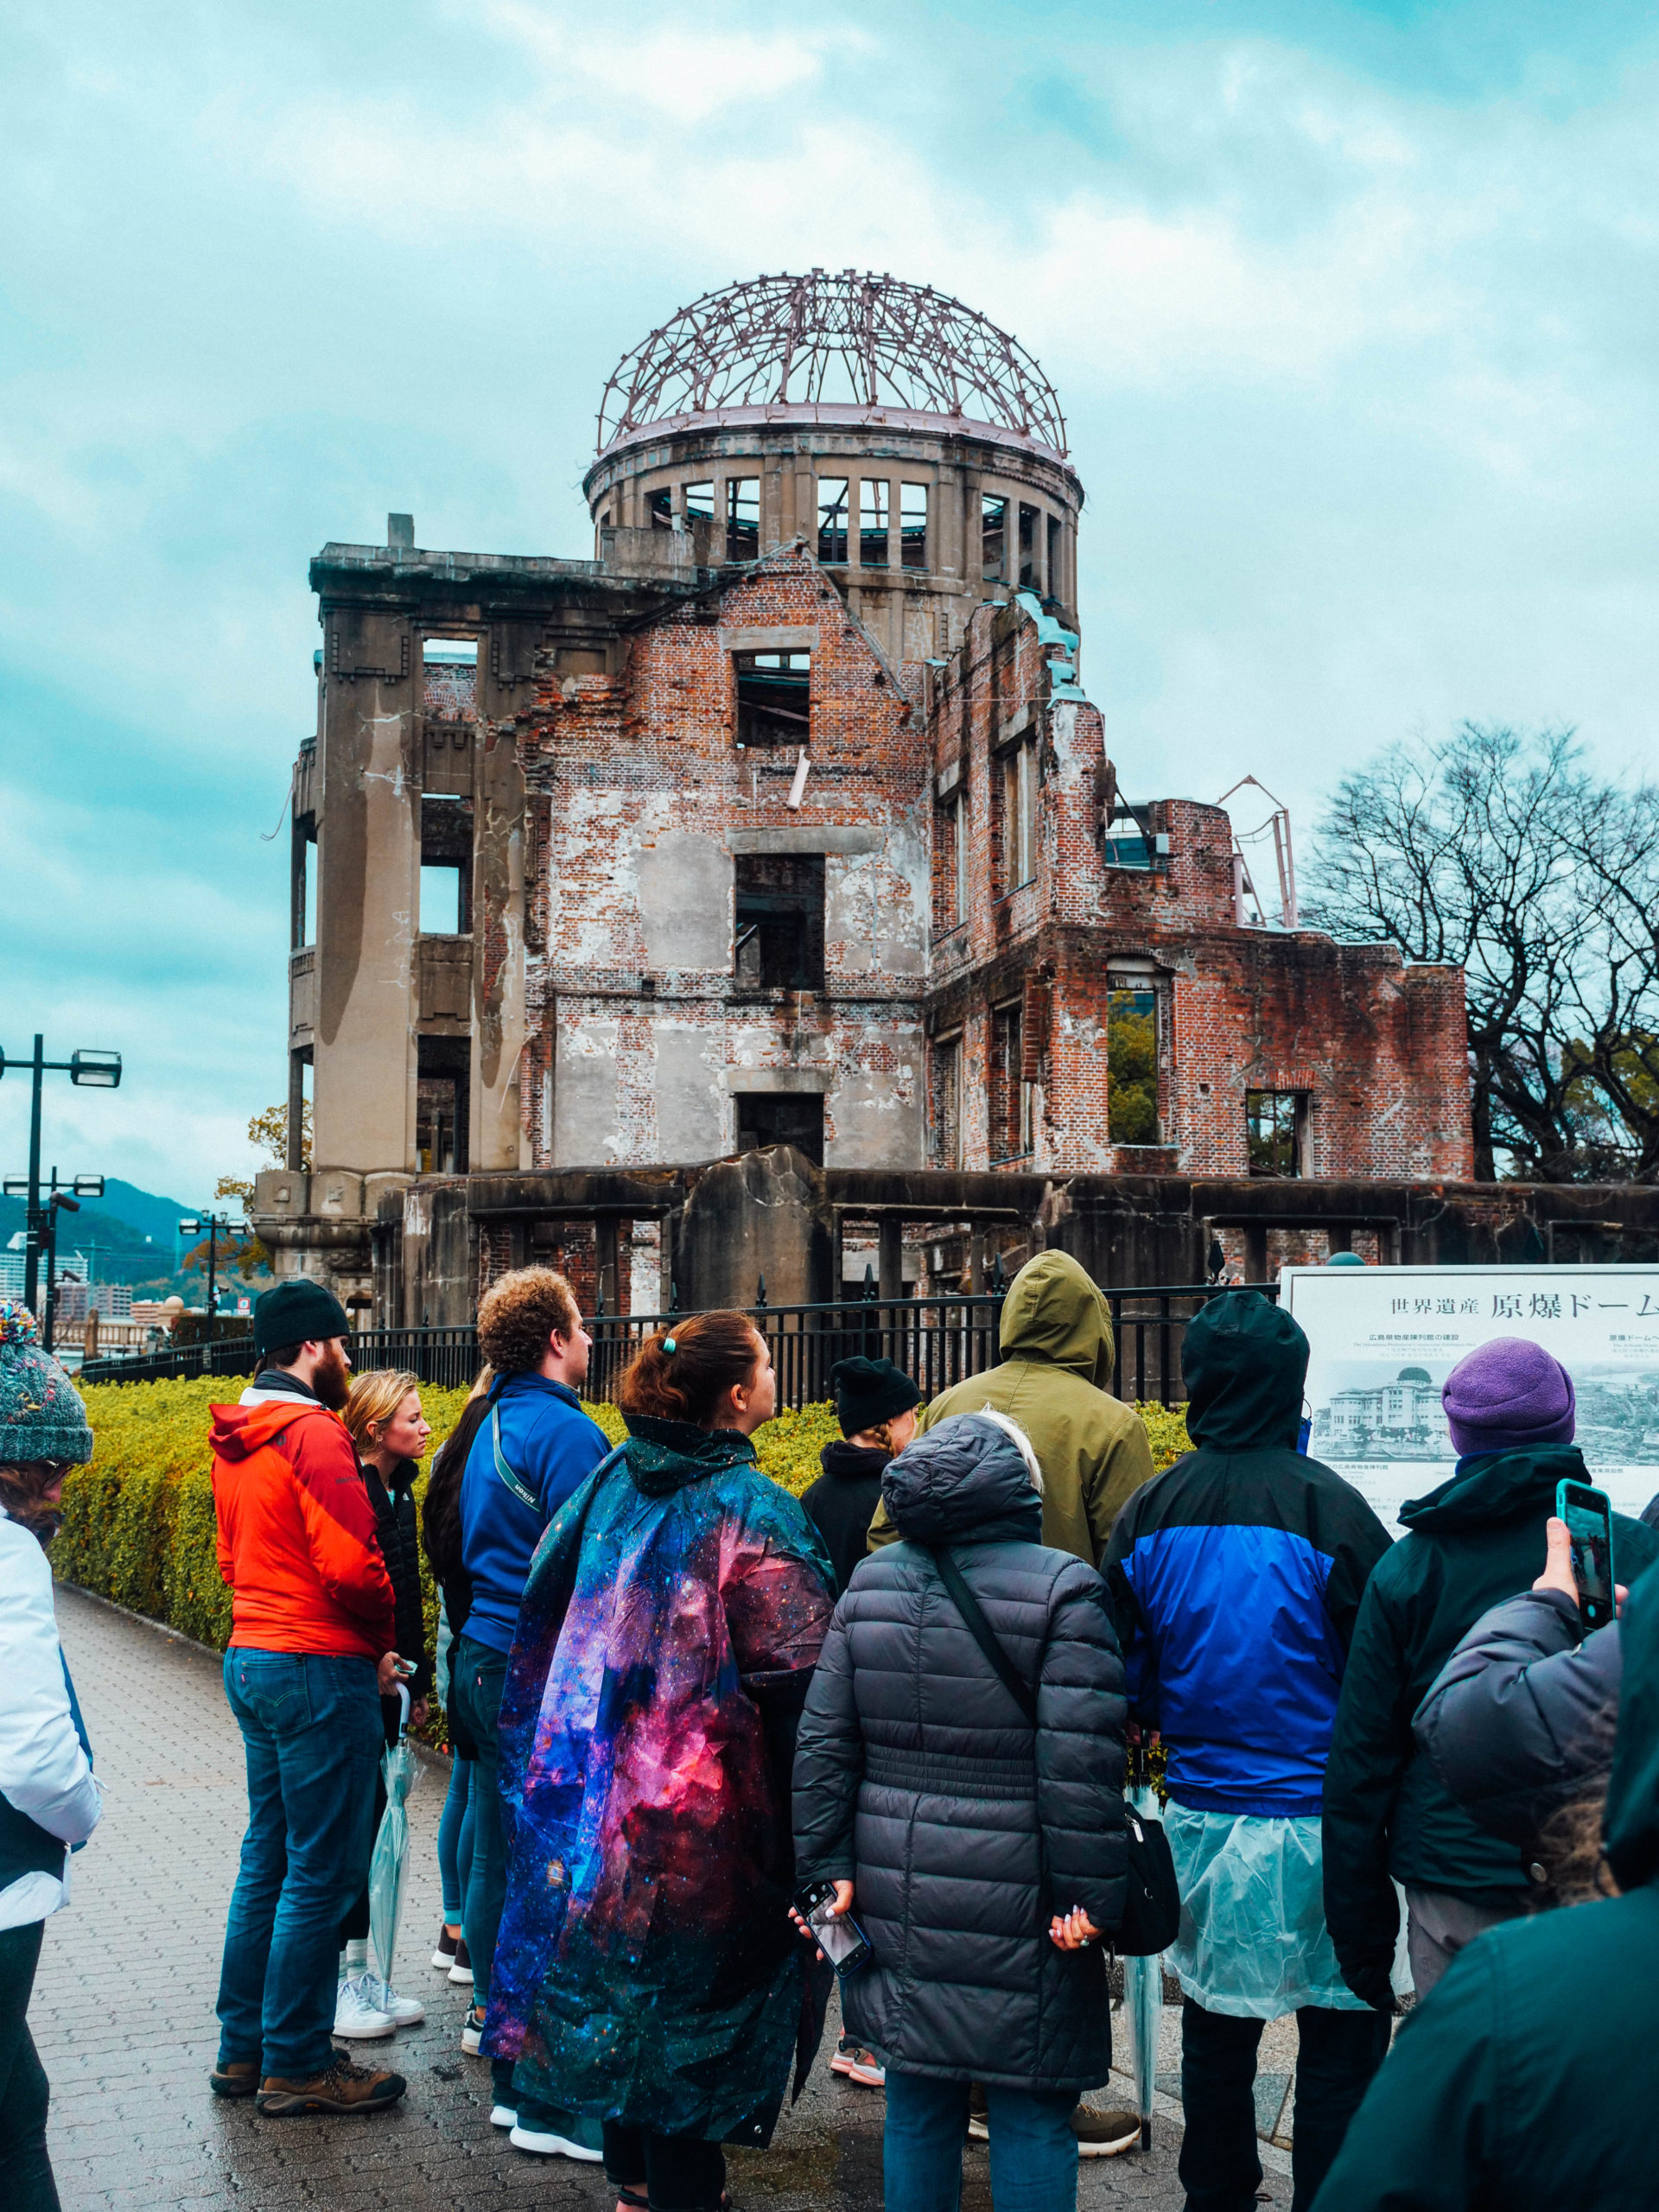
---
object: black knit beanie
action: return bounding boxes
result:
[830,1356,921,1438]
[253,1278,352,1356]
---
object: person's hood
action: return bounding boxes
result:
[818,1439,890,1484]
[1398,1443,1586,1535]
[210,1398,334,1459]
[240,1364,320,1406]
[1605,1561,1659,1890]
[1181,1291,1309,1451]
[881,1411,1045,1547]
[620,1412,755,1498]
[997,1250,1114,1385]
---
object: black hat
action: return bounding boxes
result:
[830,1356,921,1438]
[253,1279,353,1357]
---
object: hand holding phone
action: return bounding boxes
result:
[1547,1483,1619,1633]
[791,1880,873,1977]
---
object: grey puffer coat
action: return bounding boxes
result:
[791,1413,1127,2094]
[1413,1587,1621,1847]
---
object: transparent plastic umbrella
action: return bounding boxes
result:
[1122,1781,1165,2152]
[367,1685,419,2006]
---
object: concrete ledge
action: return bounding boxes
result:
[725,1068,833,1093]
[728,827,883,855]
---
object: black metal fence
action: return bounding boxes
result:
[81,1284,1276,1408]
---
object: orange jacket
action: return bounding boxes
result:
[211,1399,396,1660]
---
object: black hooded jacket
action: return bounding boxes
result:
[800,1440,889,1596]
[1311,1560,1659,2212]
[792,1413,1127,2094]
[1322,1443,1659,2008]
[362,1455,431,1704]
[1104,1292,1391,1817]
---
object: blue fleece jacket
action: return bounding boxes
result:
[458,1372,611,1656]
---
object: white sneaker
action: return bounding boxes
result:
[509,2121,603,2161]
[490,2104,517,2128]
[333,1976,396,2040]
[376,1986,426,2028]
[461,2006,486,2056]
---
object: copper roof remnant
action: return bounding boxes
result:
[596,269,1068,457]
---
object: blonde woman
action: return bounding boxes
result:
[334,1370,433,2039]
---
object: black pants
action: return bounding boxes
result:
[602,2121,727,2211]
[0,1920,59,2212]
[1179,1999,1391,2212]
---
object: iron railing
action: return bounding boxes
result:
[81,1283,1277,1408]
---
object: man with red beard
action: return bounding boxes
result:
[207,1281,408,2119]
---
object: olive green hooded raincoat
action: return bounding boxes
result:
[867,1250,1154,1566]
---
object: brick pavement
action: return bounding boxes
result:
[35,1587,1289,2211]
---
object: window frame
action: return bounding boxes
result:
[1245,1089,1306,1179]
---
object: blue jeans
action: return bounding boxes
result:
[438,1756,475,1922]
[885,2071,1077,2212]
[216,1649,383,2079]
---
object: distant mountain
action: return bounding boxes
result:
[0,1177,198,1265]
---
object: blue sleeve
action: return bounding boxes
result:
[528,1409,611,1524]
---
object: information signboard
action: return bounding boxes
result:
[1280,1264,1659,1531]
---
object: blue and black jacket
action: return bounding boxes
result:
[1103,1291,1392,1817]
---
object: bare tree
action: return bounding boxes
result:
[1303,724,1659,1182]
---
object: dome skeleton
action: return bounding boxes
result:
[596,270,1068,456]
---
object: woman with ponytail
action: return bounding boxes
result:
[483,1312,836,2212]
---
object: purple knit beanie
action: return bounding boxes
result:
[1441,1337,1576,1458]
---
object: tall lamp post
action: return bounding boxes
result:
[178,1211,251,1343]
[1,1035,122,1313]
[3,1172,107,1352]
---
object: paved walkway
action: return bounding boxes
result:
[34,1586,1287,2212]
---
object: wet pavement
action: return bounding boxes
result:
[35,1586,1293,2211]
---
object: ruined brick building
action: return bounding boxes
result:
[254,270,1478,1319]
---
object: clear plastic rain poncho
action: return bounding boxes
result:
[1120,1783,1164,2146]
[366,1686,420,2007]
[1163,1803,1375,2018]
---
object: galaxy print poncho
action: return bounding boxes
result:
[484,1414,836,2144]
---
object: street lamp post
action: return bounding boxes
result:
[0,1035,122,1313]
[177,1211,250,1343]
[2,1167,106,1353]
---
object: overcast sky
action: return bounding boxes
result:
[5,0,1658,1204]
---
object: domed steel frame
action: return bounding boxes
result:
[596,270,1068,458]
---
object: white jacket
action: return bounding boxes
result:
[0,1506,101,1928]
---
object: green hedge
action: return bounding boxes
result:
[58,1376,1191,1743]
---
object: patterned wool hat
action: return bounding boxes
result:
[0,1302,94,1465]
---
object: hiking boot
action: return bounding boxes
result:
[1072,2104,1141,2158]
[255,2053,407,2116]
[209,2059,259,2099]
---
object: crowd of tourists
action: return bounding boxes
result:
[3,1247,1658,2209]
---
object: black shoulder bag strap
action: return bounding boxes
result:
[928,1544,1039,1728]
[926,1543,1050,1923]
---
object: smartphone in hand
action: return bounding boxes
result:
[794,1881,873,1978]
[1556,1479,1617,1632]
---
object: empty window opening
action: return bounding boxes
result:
[998,739,1039,892]
[982,494,1007,582]
[991,1004,1033,1160]
[934,793,969,934]
[860,480,889,568]
[734,853,824,990]
[1107,988,1159,1145]
[422,639,477,664]
[646,487,674,530]
[291,822,316,950]
[726,477,760,560]
[1046,515,1061,596]
[734,651,811,747]
[423,637,477,721]
[931,1036,963,1169]
[901,482,929,570]
[1019,505,1039,587]
[684,481,715,530]
[420,864,465,935]
[817,478,849,563]
[735,1091,824,1166]
[416,1037,469,1175]
[1247,1090,1305,1177]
